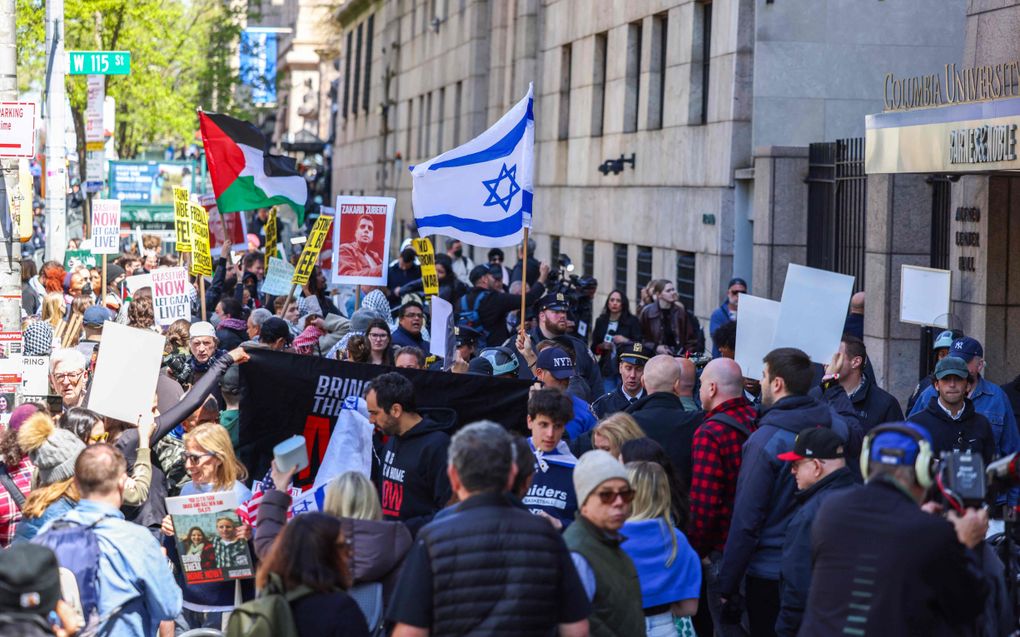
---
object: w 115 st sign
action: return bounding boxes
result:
[68,51,131,75]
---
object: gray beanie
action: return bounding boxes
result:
[28,427,85,486]
[350,309,381,333]
[573,450,630,506]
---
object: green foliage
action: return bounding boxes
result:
[16,0,261,170]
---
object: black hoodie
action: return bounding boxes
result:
[908,395,995,464]
[379,416,452,535]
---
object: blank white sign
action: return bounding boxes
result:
[900,265,951,328]
[734,294,781,381]
[87,322,165,424]
[772,264,855,364]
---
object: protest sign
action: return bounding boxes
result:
[238,349,531,487]
[318,206,335,274]
[172,186,191,252]
[189,203,213,276]
[201,193,248,252]
[772,264,855,364]
[90,199,121,254]
[87,321,164,424]
[152,267,191,326]
[900,265,951,328]
[734,294,781,380]
[293,213,333,286]
[332,196,394,286]
[262,256,295,296]
[125,273,153,295]
[264,207,278,263]
[166,491,254,584]
[430,295,455,364]
[21,355,52,401]
[63,250,96,270]
[412,238,440,297]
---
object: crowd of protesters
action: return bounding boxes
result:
[0,214,1013,637]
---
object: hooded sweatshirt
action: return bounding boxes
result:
[522,438,578,527]
[379,416,452,535]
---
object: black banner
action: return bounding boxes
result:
[238,349,532,485]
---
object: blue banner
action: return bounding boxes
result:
[108,161,195,205]
[240,30,278,105]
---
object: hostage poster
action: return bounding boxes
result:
[166,491,253,584]
[238,349,532,487]
[331,196,394,286]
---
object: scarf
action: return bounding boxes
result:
[190,349,228,374]
[219,317,247,332]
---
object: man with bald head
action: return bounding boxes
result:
[689,358,760,631]
[674,356,699,411]
[625,355,704,487]
[843,291,865,340]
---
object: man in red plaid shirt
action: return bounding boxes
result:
[689,358,758,632]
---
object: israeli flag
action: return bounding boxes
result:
[411,84,534,248]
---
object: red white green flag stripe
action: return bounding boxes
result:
[198,111,308,223]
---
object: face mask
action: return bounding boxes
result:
[453,248,463,258]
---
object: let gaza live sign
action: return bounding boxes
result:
[67,51,131,75]
[0,103,36,158]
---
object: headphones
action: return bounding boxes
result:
[860,423,935,489]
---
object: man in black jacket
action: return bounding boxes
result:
[907,356,996,465]
[592,342,649,418]
[387,421,590,637]
[367,372,452,536]
[527,293,603,402]
[835,335,903,432]
[463,262,548,347]
[626,354,703,487]
[800,422,988,636]
[775,427,858,637]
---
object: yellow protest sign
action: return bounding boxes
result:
[188,203,213,276]
[292,214,333,286]
[264,207,278,267]
[173,186,191,252]
[412,238,439,297]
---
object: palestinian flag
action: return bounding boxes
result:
[198,111,308,223]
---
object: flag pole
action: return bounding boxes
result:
[281,283,299,319]
[519,228,529,335]
[101,258,107,305]
[199,277,207,321]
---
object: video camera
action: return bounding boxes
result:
[544,253,596,332]
[938,449,1020,510]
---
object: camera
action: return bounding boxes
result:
[939,450,987,509]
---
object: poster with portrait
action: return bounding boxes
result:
[201,193,249,253]
[331,196,394,286]
[166,490,254,584]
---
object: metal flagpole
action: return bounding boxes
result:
[519,228,528,334]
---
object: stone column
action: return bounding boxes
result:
[751,146,809,300]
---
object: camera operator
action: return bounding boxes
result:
[800,422,989,636]
[461,262,549,348]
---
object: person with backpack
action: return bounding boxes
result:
[459,262,549,348]
[14,412,86,543]
[33,444,182,636]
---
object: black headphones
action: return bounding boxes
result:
[860,423,935,488]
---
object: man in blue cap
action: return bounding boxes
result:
[76,305,112,360]
[533,347,597,442]
[906,329,956,413]
[908,337,1020,489]
[799,423,988,636]
[709,278,747,359]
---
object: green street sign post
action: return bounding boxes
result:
[67,51,131,75]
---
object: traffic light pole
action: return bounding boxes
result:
[44,0,67,263]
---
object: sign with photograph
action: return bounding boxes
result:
[332,196,394,286]
[166,490,254,584]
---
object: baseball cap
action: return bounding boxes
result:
[777,427,846,462]
[949,337,983,361]
[867,422,931,467]
[536,292,569,312]
[82,305,112,327]
[536,347,574,379]
[455,326,481,347]
[0,543,62,618]
[618,342,650,365]
[727,277,748,290]
[260,317,293,344]
[469,264,492,285]
[934,356,969,380]
[932,330,955,350]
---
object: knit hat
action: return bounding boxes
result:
[0,543,62,618]
[22,322,54,357]
[349,309,379,333]
[17,413,85,486]
[8,404,39,432]
[105,263,126,285]
[189,321,217,341]
[573,450,630,506]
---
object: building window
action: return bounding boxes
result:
[425,91,433,156]
[342,31,352,117]
[405,99,413,156]
[550,235,561,264]
[614,243,628,295]
[453,81,463,145]
[558,43,572,140]
[583,240,594,278]
[352,23,363,117]
[648,13,667,130]
[637,246,652,290]
[362,15,374,113]
[624,21,642,133]
[417,95,425,158]
[676,251,696,310]
[692,1,712,125]
[592,32,608,137]
[436,87,446,150]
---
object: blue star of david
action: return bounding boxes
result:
[482,163,521,213]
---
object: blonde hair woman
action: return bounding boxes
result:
[41,292,65,329]
[592,413,645,459]
[254,468,412,612]
[620,461,701,637]
[14,413,86,542]
[160,422,253,630]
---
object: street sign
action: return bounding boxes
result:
[67,51,131,75]
[0,102,36,158]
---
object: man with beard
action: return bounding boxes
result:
[339,215,383,278]
[525,293,603,401]
[717,347,858,637]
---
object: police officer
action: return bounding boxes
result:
[455,326,481,363]
[523,292,604,402]
[592,342,650,418]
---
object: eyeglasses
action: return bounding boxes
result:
[184,452,216,465]
[594,487,635,505]
[368,332,389,340]
[88,432,109,443]
[52,370,85,383]
[403,312,424,320]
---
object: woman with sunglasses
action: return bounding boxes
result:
[620,461,701,637]
[161,422,254,630]
[364,318,395,366]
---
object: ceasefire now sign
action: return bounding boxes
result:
[67,51,131,75]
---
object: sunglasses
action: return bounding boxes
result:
[594,487,635,505]
[184,452,216,464]
[88,432,109,443]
